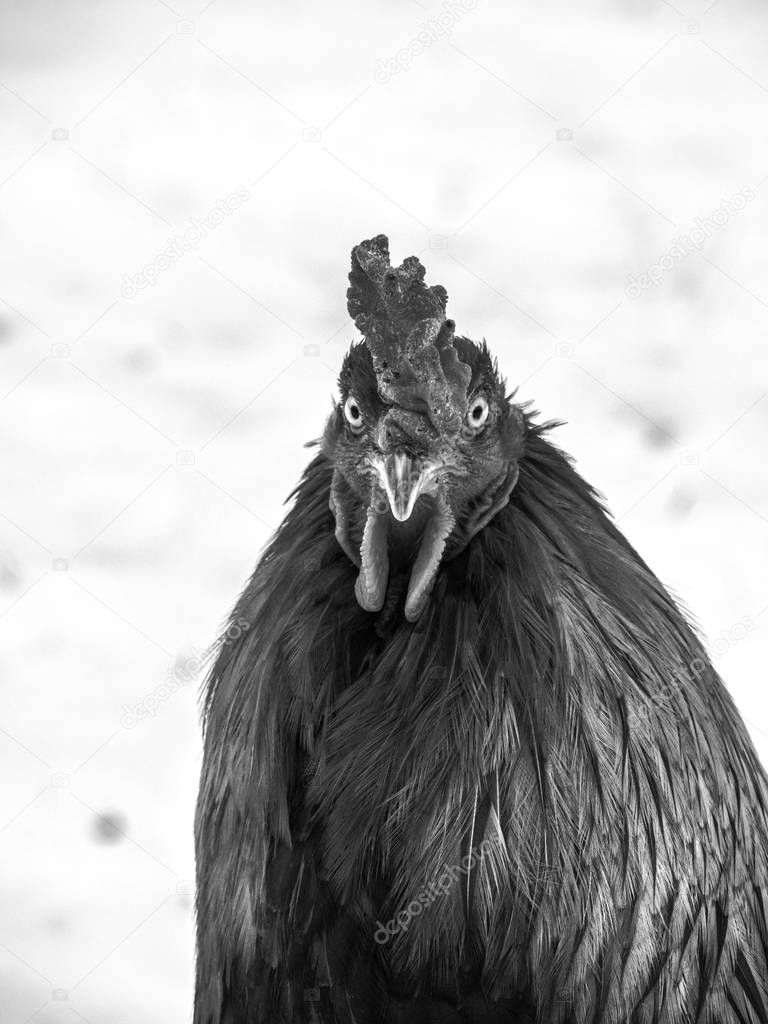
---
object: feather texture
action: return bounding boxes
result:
[195,416,768,1024]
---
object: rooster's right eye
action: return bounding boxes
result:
[343,396,364,433]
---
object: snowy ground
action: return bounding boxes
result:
[1,0,767,1019]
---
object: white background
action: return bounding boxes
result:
[1,0,767,1020]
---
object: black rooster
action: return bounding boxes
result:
[194,235,768,1023]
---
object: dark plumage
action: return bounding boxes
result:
[194,236,768,1023]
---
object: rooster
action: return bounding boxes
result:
[194,234,768,1023]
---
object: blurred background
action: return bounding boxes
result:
[1,0,767,1019]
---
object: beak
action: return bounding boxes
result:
[373,452,436,522]
[351,453,457,621]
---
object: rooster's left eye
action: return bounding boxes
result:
[344,396,364,433]
[466,395,489,429]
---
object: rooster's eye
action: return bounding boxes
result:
[466,394,489,430]
[344,396,364,433]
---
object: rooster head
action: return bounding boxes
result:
[325,234,525,622]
